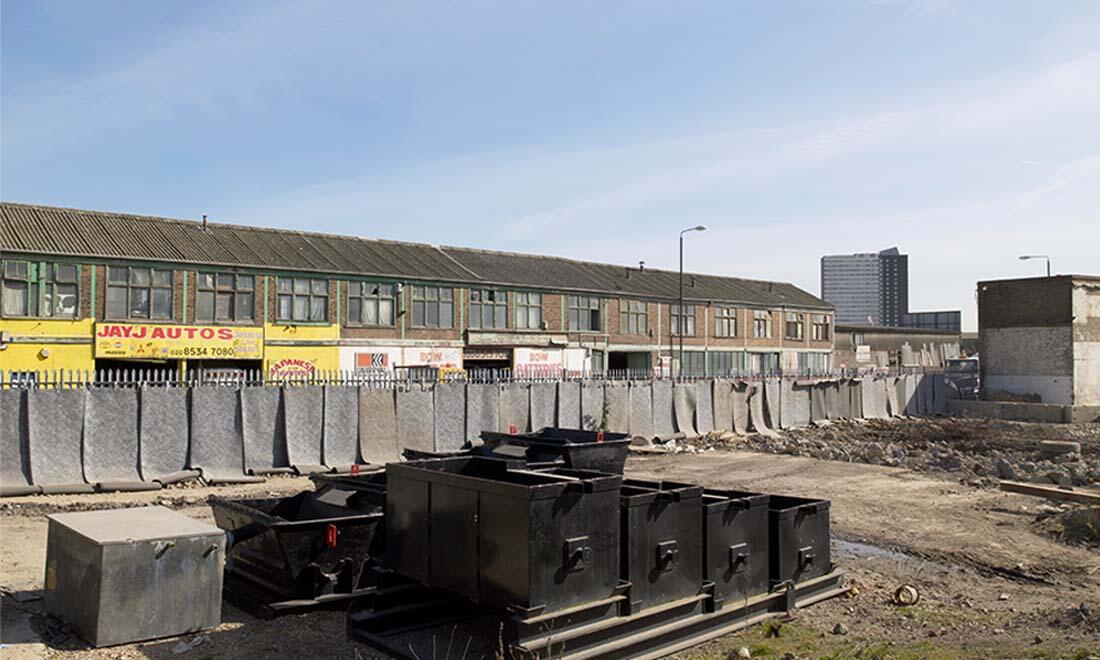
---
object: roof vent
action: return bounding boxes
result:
[202,214,209,232]
[690,276,696,288]
[639,261,645,272]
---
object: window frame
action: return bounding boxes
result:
[195,271,255,324]
[619,299,648,335]
[785,312,804,341]
[812,313,831,341]
[567,295,602,332]
[670,303,696,337]
[345,280,397,327]
[1,260,80,319]
[106,265,173,321]
[469,289,509,330]
[515,291,543,330]
[714,306,737,338]
[275,276,329,323]
[752,310,773,338]
[409,285,454,329]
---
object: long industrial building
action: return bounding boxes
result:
[0,202,834,379]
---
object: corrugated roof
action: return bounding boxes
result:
[0,201,831,310]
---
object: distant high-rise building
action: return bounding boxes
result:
[820,247,909,325]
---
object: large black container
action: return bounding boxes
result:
[386,457,621,616]
[480,427,632,473]
[767,495,831,587]
[619,479,704,613]
[701,489,770,609]
[211,487,384,610]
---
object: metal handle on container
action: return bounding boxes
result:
[656,540,679,571]
[564,536,592,572]
[728,543,749,573]
[798,545,815,569]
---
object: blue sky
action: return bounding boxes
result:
[3,0,1098,330]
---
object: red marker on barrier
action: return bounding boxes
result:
[326,524,338,548]
[596,431,605,443]
[351,464,360,476]
[509,423,517,435]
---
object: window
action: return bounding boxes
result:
[680,351,706,377]
[568,295,601,332]
[715,306,737,337]
[708,351,748,377]
[2,261,79,318]
[812,314,831,341]
[670,304,695,336]
[410,286,453,328]
[347,282,395,326]
[196,273,254,323]
[276,277,328,322]
[516,292,542,329]
[619,300,647,335]
[785,312,804,340]
[469,289,508,329]
[798,352,831,375]
[753,310,773,338]
[107,266,173,320]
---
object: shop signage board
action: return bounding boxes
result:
[94,323,264,360]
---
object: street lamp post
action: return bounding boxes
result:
[678,225,706,380]
[1018,254,1051,277]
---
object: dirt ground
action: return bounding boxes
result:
[2,431,1099,659]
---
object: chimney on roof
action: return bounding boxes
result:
[690,276,696,288]
[639,261,645,272]
[202,214,208,230]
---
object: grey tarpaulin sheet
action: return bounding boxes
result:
[28,389,92,493]
[695,380,715,435]
[324,385,361,470]
[397,386,435,453]
[604,383,629,434]
[139,388,196,484]
[652,380,674,437]
[360,388,398,463]
[932,375,951,415]
[886,377,901,417]
[848,379,863,419]
[434,382,466,452]
[499,383,530,434]
[786,382,812,428]
[241,387,289,475]
[836,380,852,419]
[0,389,37,496]
[905,374,919,417]
[748,385,779,438]
[580,382,605,432]
[861,378,889,419]
[190,387,260,484]
[466,383,499,441]
[824,381,841,421]
[731,382,750,435]
[711,380,732,433]
[84,389,156,491]
[764,380,781,430]
[556,382,580,429]
[529,383,556,431]
[673,383,697,437]
[809,383,828,424]
[628,382,654,438]
[284,386,325,473]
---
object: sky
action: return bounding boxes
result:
[2,0,1098,331]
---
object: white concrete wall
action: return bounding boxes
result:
[981,325,1074,404]
[1072,283,1100,406]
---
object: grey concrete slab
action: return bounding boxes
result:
[809,383,828,424]
[466,383,499,441]
[918,373,934,417]
[580,382,605,431]
[711,380,732,433]
[731,382,750,435]
[397,386,435,453]
[190,387,260,484]
[498,383,530,434]
[673,383,697,437]
[836,379,852,419]
[764,380,781,430]
[360,387,398,463]
[824,381,841,421]
[529,383,556,431]
[748,385,779,437]
[849,379,864,419]
[932,374,951,415]
[628,382,655,438]
[604,383,629,434]
[892,377,906,418]
[284,386,325,472]
[83,388,146,488]
[787,382,812,428]
[778,379,796,430]
[28,389,92,493]
[323,385,361,469]
[139,388,195,484]
[695,380,715,434]
[905,374,920,417]
[434,382,466,452]
[652,380,675,436]
[556,382,580,429]
[241,387,289,475]
[0,389,37,496]
[863,378,890,419]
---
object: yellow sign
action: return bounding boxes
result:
[95,323,264,360]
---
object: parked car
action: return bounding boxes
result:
[944,357,979,400]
